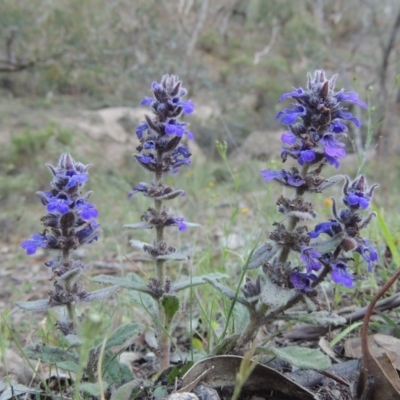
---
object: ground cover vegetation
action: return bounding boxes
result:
[1,1,400,400]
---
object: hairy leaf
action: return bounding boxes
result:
[269,346,331,370]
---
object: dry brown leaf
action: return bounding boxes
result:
[181,355,317,400]
[345,333,400,370]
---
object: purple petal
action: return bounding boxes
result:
[332,263,354,287]
[261,169,283,182]
[281,132,297,145]
[336,90,368,109]
[278,88,305,102]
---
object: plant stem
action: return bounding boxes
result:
[154,163,170,369]
[278,164,310,264]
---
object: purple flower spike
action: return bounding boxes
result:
[332,262,354,287]
[300,246,322,273]
[290,272,317,291]
[21,233,48,255]
[276,105,307,125]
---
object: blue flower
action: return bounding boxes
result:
[320,134,346,159]
[308,220,342,238]
[324,153,340,169]
[334,110,361,128]
[169,217,187,231]
[21,233,48,255]
[164,119,194,139]
[343,175,377,210]
[261,169,305,187]
[141,97,155,107]
[76,221,101,245]
[136,122,148,140]
[75,199,98,220]
[335,90,368,109]
[137,154,156,164]
[46,193,72,215]
[300,246,322,272]
[171,146,192,173]
[128,182,148,197]
[276,105,307,125]
[346,193,370,209]
[356,241,378,271]
[57,170,88,189]
[278,88,306,102]
[298,149,316,165]
[332,262,354,287]
[290,271,317,291]
[172,99,195,114]
[281,131,297,145]
[329,121,347,134]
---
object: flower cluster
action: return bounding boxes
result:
[134,75,194,175]
[21,153,100,257]
[256,70,378,292]
[124,75,195,369]
[274,70,367,169]
[18,154,114,329]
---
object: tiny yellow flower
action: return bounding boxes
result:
[324,198,333,207]
[240,207,250,214]
[209,181,215,188]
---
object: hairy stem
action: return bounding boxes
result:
[154,160,170,369]
[278,163,310,264]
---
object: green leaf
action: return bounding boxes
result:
[80,382,108,397]
[166,361,194,385]
[204,277,251,307]
[269,346,331,370]
[15,299,52,311]
[233,303,250,334]
[161,294,179,326]
[55,360,80,373]
[173,272,228,292]
[310,233,345,254]
[104,323,144,349]
[153,386,168,399]
[110,380,149,400]
[103,358,133,386]
[128,291,158,321]
[92,275,155,296]
[301,311,346,327]
[259,278,296,309]
[23,344,79,364]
